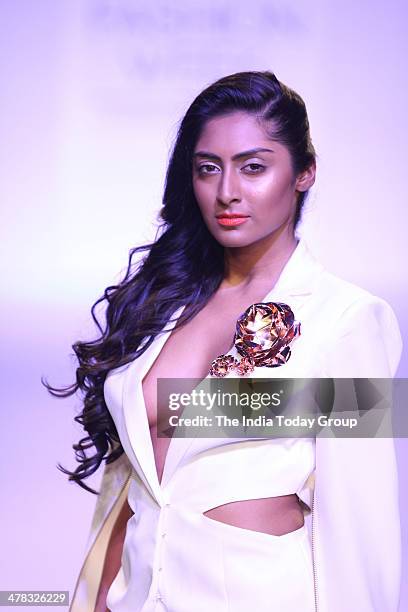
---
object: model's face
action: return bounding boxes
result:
[192,111,312,248]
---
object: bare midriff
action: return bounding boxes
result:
[142,282,306,538]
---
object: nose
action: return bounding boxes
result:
[216,166,241,206]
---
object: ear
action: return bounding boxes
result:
[295,162,316,192]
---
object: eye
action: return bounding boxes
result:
[243,163,266,174]
[196,163,220,175]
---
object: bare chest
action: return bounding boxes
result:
[142,300,239,431]
[141,286,275,485]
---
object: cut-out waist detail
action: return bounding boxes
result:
[203,493,305,536]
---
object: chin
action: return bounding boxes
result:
[211,230,258,248]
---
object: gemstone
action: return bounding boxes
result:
[235,355,255,375]
[209,354,238,377]
[234,302,301,367]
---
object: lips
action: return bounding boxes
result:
[216,214,249,227]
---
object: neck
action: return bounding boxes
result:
[222,227,299,289]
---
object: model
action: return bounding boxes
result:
[45,70,403,612]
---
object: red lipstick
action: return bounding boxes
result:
[216,213,249,227]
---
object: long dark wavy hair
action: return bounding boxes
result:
[42,70,316,494]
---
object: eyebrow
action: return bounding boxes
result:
[193,147,275,161]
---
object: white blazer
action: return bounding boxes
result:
[70,239,403,612]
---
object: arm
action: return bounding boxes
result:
[314,296,403,612]
[94,498,134,612]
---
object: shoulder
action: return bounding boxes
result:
[298,240,395,321]
[315,267,389,316]
[310,269,402,377]
[305,254,399,332]
[296,242,403,376]
[299,242,396,329]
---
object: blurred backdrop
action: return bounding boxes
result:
[1,0,407,608]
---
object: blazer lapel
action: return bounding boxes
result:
[122,305,187,501]
[227,238,326,375]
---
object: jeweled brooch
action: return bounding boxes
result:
[209,302,301,377]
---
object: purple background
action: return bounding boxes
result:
[1,1,407,609]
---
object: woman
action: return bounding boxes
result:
[45,71,402,611]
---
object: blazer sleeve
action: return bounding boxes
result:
[313,295,403,612]
[69,452,133,612]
